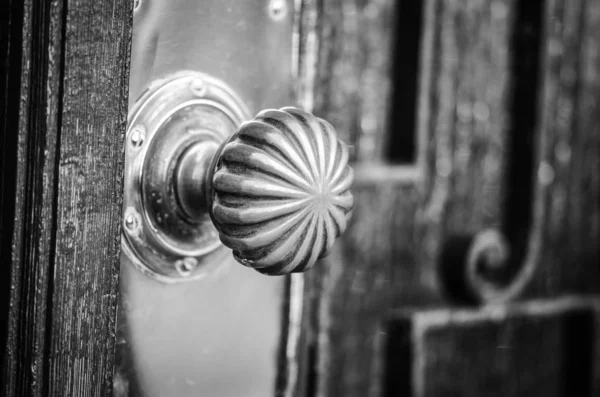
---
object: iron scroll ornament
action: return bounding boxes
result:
[122,72,353,281]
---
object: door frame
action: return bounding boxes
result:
[1,1,132,395]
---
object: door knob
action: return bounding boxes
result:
[122,72,353,281]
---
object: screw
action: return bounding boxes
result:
[130,125,146,148]
[176,257,198,276]
[190,79,206,97]
[268,0,288,21]
[124,208,140,233]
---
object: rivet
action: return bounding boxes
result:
[176,257,198,276]
[133,0,141,11]
[268,0,288,21]
[124,208,140,233]
[130,125,146,148]
[190,79,207,97]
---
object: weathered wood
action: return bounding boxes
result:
[525,0,600,297]
[294,1,422,396]
[427,0,536,304]
[385,298,600,397]
[2,1,66,394]
[0,0,25,378]
[312,0,395,163]
[313,185,425,397]
[428,0,515,235]
[303,0,522,395]
[1,0,132,395]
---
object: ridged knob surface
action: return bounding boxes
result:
[209,107,354,275]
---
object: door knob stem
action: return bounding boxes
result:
[175,140,218,222]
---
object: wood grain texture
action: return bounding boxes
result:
[294,2,428,395]
[1,0,132,396]
[295,0,600,395]
[426,0,515,235]
[312,0,395,163]
[303,0,521,395]
[47,0,131,394]
[525,0,600,296]
[2,1,65,394]
[0,0,24,379]
[385,298,600,397]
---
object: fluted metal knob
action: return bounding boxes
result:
[206,107,354,275]
[122,72,353,281]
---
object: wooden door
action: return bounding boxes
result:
[298,1,600,396]
[2,0,600,397]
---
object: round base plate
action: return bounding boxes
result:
[122,71,250,282]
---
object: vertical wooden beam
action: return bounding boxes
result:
[312,0,395,163]
[0,0,25,384]
[47,1,131,394]
[528,0,600,295]
[1,0,132,395]
[3,1,67,394]
[303,0,534,395]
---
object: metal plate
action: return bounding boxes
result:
[115,1,295,396]
[122,71,249,282]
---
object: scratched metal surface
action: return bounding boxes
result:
[115,1,295,396]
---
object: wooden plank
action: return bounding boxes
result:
[424,0,531,304]
[302,0,520,395]
[308,0,600,393]
[0,0,25,381]
[526,0,600,296]
[429,0,515,234]
[311,0,395,163]
[2,1,66,394]
[48,0,131,394]
[385,297,600,397]
[295,2,421,395]
[1,0,132,395]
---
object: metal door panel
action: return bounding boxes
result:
[116,1,295,396]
